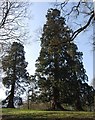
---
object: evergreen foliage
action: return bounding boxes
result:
[35,8,91,110]
[2,42,29,108]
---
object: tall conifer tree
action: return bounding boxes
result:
[35,9,88,110]
[2,42,29,108]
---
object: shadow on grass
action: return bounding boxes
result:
[2,115,94,120]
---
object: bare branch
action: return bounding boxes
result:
[54,1,94,41]
[0,2,12,28]
[65,1,81,16]
[0,1,31,44]
[71,11,94,40]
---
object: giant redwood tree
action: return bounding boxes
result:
[35,8,89,110]
[2,42,29,108]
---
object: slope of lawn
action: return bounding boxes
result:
[1,108,95,120]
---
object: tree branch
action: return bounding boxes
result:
[0,2,12,29]
[71,11,94,40]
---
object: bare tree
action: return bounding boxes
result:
[54,1,94,40]
[0,1,31,46]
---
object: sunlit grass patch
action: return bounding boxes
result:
[2,108,95,120]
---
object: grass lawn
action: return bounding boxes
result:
[1,108,95,120]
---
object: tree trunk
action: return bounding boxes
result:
[51,87,65,110]
[7,72,16,108]
[7,82,15,108]
[75,98,83,111]
[51,51,65,110]
[7,54,17,108]
[75,83,84,111]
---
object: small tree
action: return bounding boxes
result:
[2,42,29,108]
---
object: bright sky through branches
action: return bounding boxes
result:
[1,0,93,2]
[0,2,93,100]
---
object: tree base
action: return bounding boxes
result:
[51,102,66,111]
[7,104,15,108]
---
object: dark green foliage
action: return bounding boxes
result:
[35,8,91,110]
[2,42,29,108]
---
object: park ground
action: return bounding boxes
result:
[0,108,95,120]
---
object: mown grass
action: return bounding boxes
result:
[1,108,95,120]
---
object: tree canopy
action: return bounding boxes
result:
[35,8,90,110]
[2,42,29,108]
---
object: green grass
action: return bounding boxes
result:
[1,108,95,120]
